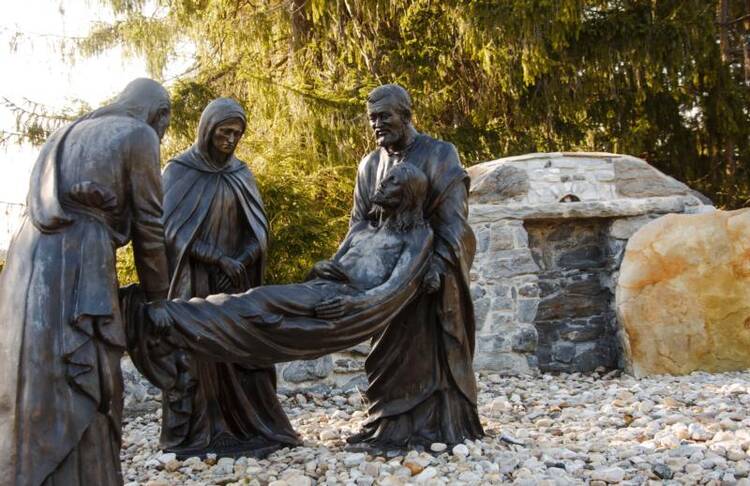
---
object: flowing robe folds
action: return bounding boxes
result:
[156,98,298,456]
[348,133,483,446]
[122,223,433,376]
[0,111,170,486]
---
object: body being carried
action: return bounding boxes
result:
[133,163,433,382]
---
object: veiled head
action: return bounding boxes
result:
[195,98,247,166]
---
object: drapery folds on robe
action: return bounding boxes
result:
[348,133,483,447]
[0,78,171,486]
[120,220,433,380]
[152,97,298,457]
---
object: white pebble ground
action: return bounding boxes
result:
[121,369,750,485]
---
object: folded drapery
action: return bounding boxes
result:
[120,238,430,386]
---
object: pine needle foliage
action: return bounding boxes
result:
[7,0,750,283]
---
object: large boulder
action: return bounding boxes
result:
[616,208,750,377]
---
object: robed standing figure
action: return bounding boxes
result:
[343,84,484,448]
[158,98,298,457]
[0,78,173,486]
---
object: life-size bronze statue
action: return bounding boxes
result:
[343,84,483,448]
[158,98,298,458]
[129,85,482,451]
[0,78,173,486]
[125,163,433,390]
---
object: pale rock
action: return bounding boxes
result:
[715,430,736,442]
[430,442,447,453]
[723,472,737,483]
[458,471,482,482]
[343,453,366,467]
[359,462,380,477]
[413,467,438,483]
[378,476,405,486]
[285,475,313,486]
[617,209,750,377]
[638,400,655,414]
[728,448,747,461]
[213,457,235,476]
[452,444,469,457]
[689,423,714,441]
[590,467,625,483]
[156,452,176,464]
[671,423,690,440]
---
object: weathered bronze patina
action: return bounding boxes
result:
[157,98,298,458]
[0,78,173,486]
[124,163,434,394]
[345,84,483,449]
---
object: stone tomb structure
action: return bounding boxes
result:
[468,152,710,375]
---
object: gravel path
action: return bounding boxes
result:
[122,369,750,485]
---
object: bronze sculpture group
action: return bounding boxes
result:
[0,79,481,486]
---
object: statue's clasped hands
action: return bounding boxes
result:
[218,256,248,290]
[147,301,174,335]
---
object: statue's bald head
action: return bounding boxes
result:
[117,78,171,140]
[367,84,412,121]
[87,78,171,140]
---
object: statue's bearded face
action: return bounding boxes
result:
[211,118,244,156]
[367,98,409,149]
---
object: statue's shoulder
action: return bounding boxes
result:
[86,115,159,149]
[420,134,460,165]
[163,156,191,178]
[357,148,381,173]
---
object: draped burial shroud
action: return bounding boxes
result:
[123,227,432,385]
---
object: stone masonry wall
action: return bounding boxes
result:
[470,214,662,375]
[467,152,710,375]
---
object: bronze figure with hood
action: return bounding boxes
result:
[0,78,173,486]
[155,98,298,457]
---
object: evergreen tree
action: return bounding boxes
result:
[7,0,750,282]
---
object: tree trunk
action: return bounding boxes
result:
[718,0,731,63]
[717,0,735,177]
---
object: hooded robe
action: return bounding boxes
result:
[0,78,171,486]
[347,133,484,447]
[156,98,298,456]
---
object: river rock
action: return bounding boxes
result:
[616,208,750,377]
